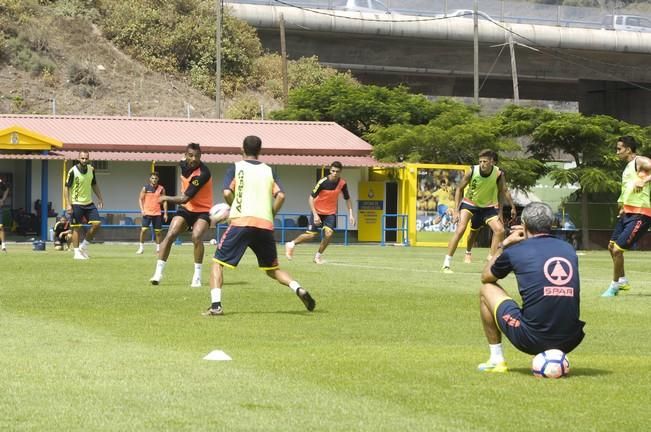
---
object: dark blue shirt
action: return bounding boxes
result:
[491,235,585,341]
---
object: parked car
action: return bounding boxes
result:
[443,9,496,23]
[601,15,651,33]
[331,0,391,14]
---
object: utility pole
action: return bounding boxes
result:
[280,13,289,108]
[473,0,479,105]
[508,32,520,105]
[215,0,223,118]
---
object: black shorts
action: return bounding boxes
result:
[214,225,279,270]
[175,206,210,229]
[306,214,337,234]
[460,203,499,230]
[71,204,101,227]
[495,299,584,355]
[610,213,651,250]
[142,215,163,231]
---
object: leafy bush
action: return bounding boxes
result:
[67,61,100,86]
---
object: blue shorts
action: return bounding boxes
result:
[495,299,584,355]
[460,203,499,230]
[306,214,337,234]
[142,215,163,231]
[610,213,651,250]
[70,204,101,227]
[214,225,279,270]
[175,206,210,230]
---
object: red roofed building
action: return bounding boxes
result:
[0,115,393,242]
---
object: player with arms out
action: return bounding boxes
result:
[442,149,516,273]
[477,202,585,373]
[204,135,315,316]
[285,161,355,264]
[64,150,104,260]
[602,136,651,297]
[137,172,168,255]
[150,143,212,287]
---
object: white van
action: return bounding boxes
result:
[601,15,651,33]
[332,0,391,14]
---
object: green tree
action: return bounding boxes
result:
[271,75,439,136]
[500,106,648,248]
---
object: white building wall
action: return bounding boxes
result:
[1,160,362,226]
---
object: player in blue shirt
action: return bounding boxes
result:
[477,201,585,373]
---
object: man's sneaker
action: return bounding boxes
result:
[150,274,162,285]
[79,248,89,259]
[297,288,316,311]
[464,253,472,264]
[190,277,202,288]
[1,246,6,252]
[601,284,619,297]
[136,247,144,255]
[202,306,224,316]
[441,266,453,274]
[313,255,325,265]
[73,252,88,260]
[285,243,295,260]
[477,361,508,373]
[619,281,631,291]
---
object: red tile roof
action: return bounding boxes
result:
[0,115,378,162]
[0,150,386,167]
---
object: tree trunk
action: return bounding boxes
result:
[580,191,590,250]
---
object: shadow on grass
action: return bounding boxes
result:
[220,309,326,316]
[509,367,612,377]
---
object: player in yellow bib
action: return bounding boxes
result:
[442,149,515,273]
[203,135,315,316]
[64,150,105,260]
[602,136,651,297]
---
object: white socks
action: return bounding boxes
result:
[289,280,301,293]
[287,241,295,248]
[193,263,202,279]
[210,288,222,303]
[489,343,504,364]
[443,255,452,267]
[80,239,90,249]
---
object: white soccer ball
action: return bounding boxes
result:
[209,203,230,224]
[532,349,570,378]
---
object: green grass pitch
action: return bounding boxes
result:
[1,243,650,431]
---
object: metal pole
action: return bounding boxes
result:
[473,0,479,104]
[508,32,520,105]
[127,102,131,117]
[280,13,289,108]
[215,0,223,118]
[40,161,48,241]
[51,97,56,115]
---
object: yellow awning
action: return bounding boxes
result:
[0,125,63,151]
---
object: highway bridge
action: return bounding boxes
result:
[227,2,651,125]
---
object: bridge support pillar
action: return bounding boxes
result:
[579,80,651,126]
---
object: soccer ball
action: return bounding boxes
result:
[209,203,230,224]
[532,349,570,378]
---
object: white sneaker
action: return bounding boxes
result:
[74,252,89,260]
[150,274,162,285]
[136,247,144,255]
[313,255,325,265]
[191,277,202,288]
[79,247,89,258]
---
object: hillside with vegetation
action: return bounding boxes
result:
[0,0,347,118]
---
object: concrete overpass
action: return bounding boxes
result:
[228,3,651,125]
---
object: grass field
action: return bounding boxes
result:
[1,242,650,431]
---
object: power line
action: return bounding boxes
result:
[266,0,651,92]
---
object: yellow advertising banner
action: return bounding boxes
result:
[357,181,385,242]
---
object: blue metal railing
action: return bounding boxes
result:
[381,213,408,246]
[57,209,352,245]
[215,212,350,245]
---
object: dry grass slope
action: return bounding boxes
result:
[0,15,220,118]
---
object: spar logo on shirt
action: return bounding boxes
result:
[543,257,575,297]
